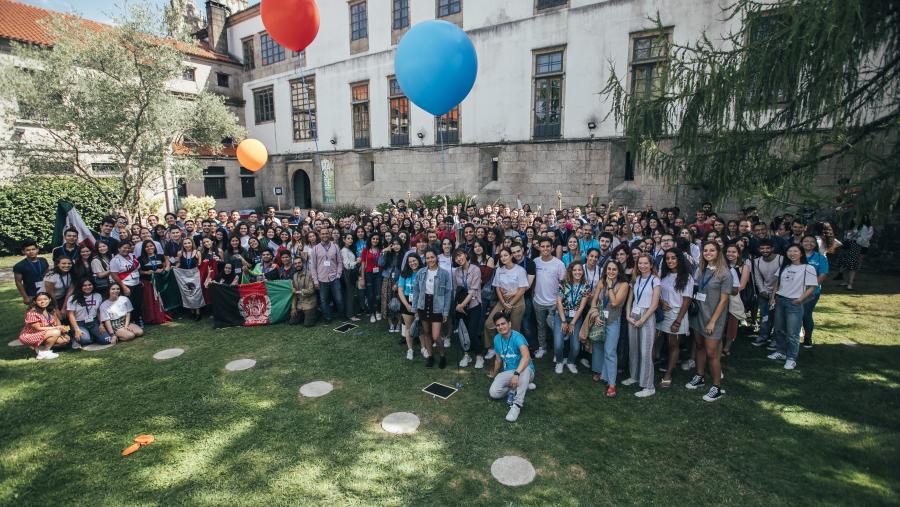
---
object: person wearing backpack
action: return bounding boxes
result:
[750,239,783,348]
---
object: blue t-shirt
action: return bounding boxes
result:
[493,330,535,373]
[805,251,828,295]
[397,275,415,297]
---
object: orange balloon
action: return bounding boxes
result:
[237,139,268,172]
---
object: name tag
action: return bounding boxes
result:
[323,260,331,267]
[35,281,43,291]
[603,310,609,319]
[695,293,707,302]
[566,309,575,318]
[630,312,641,321]
[761,315,768,323]
[235,268,242,274]
[373,267,380,273]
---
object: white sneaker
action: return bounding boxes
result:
[767,352,787,361]
[443,337,450,348]
[474,355,485,369]
[566,363,578,374]
[621,378,638,386]
[459,354,471,368]
[376,312,383,321]
[579,358,590,369]
[505,404,521,422]
[370,315,376,323]
[681,359,695,371]
[484,349,496,360]
[406,349,414,360]
[555,362,564,374]
[421,347,431,359]
[784,359,797,370]
[635,388,656,398]
[528,382,536,390]
[534,347,546,359]
[36,350,57,360]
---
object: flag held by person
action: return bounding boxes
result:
[52,200,95,249]
[208,280,292,328]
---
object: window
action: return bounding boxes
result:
[436,106,460,144]
[182,67,195,81]
[216,73,230,88]
[491,157,499,181]
[253,86,275,124]
[241,37,255,70]
[351,82,370,148]
[240,168,256,198]
[91,163,121,174]
[533,49,564,139]
[176,177,188,197]
[392,0,409,30]
[437,0,461,17]
[388,78,409,146]
[630,32,670,100]
[350,2,368,41]
[624,151,634,181]
[536,0,567,9]
[293,50,306,67]
[290,77,317,141]
[260,32,285,66]
[744,12,793,105]
[203,167,227,199]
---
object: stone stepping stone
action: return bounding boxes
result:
[491,455,536,487]
[299,381,333,398]
[153,348,185,360]
[381,412,420,434]
[83,343,113,352]
[8,339,23,347]
[841,341,859,347]
[225,359,256,371]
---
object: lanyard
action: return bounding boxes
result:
[602,281,617,309]
[699,270,713,292]
[585,265,598,289]
[42,310,53,326]
[460,266,469,290]
[29,259,44,279]
[634,275,653,305]
[59,273,70,295]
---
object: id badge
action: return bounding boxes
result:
[323,260,331,267]
[695,293,707,302]
[235,267,242,274]
[761,315,768,323]
[373,267,380,273]
[567,309,575,318]
[631,312,641,321]
[603,310,610,319]
[35,281,43,292]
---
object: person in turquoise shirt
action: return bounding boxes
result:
[801,234,828,348]
[488,313,535,422]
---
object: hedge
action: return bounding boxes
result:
[375,193,473,214]
[0,177,120,255]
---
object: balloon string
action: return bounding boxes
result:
[298,64,320,155]
[438,114,445,177]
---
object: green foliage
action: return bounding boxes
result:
[0,177,120,254]
[374,193,475,214]
[601,0,900,222]
[323,203,367,220]
[179,195,217,222]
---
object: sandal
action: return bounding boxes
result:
[593,373,602,383]
[660,378,672,388]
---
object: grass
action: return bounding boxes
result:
[0,265,898,506]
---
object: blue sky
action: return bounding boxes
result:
[21,0,183,24]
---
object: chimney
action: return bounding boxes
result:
[206,1,229,54]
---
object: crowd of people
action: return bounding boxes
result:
[14,196,874,422]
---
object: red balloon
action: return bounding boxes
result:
[261,0,320,52]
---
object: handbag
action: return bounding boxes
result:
[388,296,402,314]
[589,313,607,343]
[655,306,666,323]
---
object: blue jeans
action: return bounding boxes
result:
[72,320,111,345]
[802,292,821,343]
[591,319,621,386]
[552,311,583,365]
[757,298,773,341]
[364,271,381,315]
[318,279,344,322]
[774,295,804,360]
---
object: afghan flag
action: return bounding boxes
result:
[53,201,95,249]
[208,280,293,328]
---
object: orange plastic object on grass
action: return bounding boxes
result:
[121,434,156,456]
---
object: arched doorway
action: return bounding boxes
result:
[292,170,311,209]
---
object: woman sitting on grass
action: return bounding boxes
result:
[99,284,144,342]
[66,279,110,347]
[19,293,70,360]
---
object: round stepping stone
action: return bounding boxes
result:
[299,381,333,398]
[8,339,23,347]
[153,348,185,360]
[491,456,536,487]
[83,343,113,352]
[381,412,420,434]
[225,359,256,371]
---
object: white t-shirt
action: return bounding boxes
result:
[776,264,818,299]
[67,293,103,322]
[110,254,140,286]
[425,268,438,295]
[532,257,566,306]
[43,272,72,300]
[438,254,453,275]
[631,274,660,310]
[583,263,601,292]
[99,297,133,323]
[492,264,530,295]
[659,273,694,309]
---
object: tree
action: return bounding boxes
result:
[601,0,900,221]
[0,6,244,222]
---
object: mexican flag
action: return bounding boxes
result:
[53,201,95,249]
[208,281,293,328]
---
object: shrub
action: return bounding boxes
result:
[0,177,121,254]
[179,195,217,221]
[374,193,474,214]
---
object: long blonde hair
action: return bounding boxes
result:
[698,241,728,277]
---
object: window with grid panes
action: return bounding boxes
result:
[182,67,195,81]
[388,78,409,146]
[351,83,370,148]
[290,78,317,141]
[744,13,792,105]
[437,0,461,17]
[253,86,275,124]
[630,32,669,100]
[350,2,368,41]
[393,0,409,30]
[203,167,227,199]
[260,32,285,66]
[536,0,566,10]
[533,50,564,139]
[436,107,459,144]
[241,37,255,70]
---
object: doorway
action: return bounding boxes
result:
[292,170,312,209]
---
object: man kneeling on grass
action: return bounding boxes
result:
[488,312,535,422]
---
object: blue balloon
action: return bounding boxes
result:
[395,20,478,116]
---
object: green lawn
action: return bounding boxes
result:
[0,267,898,506]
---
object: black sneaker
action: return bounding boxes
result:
[685,374,705,390]
[439,356,447,369]
[702,385,725,402]
[751,336,767,347]
[426,356,435,368]
[802,340,813,349]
